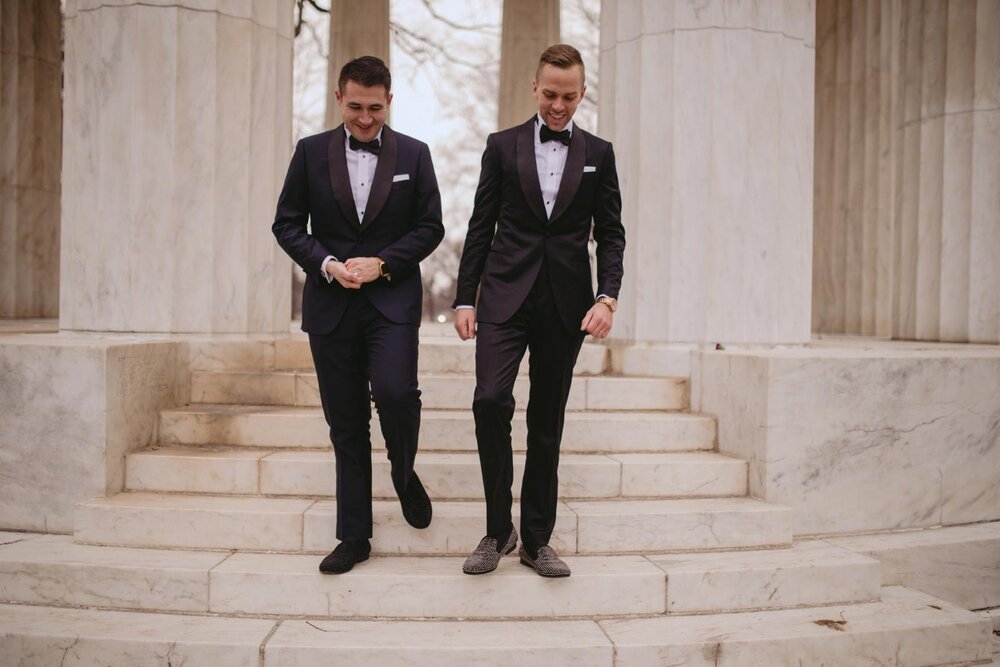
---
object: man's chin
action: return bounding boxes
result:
[351,126,379,140]
[545,115,570,130]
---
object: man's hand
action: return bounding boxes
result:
[343,257,382,283]
[454,308,477,340]
[325,261,362,289]
[581,302,614,339]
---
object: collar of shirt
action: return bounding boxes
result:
[534,113,574,144]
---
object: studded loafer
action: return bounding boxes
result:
[462,527,518,575]
[519,544,571,578]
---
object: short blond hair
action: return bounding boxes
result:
[536,44,585,84]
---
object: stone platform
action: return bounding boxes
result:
[0,328,997,664]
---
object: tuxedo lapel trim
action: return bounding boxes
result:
[515,119,548,224]
[327,125,361,227]
[361,125,398,230]
[548,127,586,223]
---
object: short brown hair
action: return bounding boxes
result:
[338,56,391,94]
[536,44,585,84]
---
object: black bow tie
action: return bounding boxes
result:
[349,135,381,155]
[540,124,571,146]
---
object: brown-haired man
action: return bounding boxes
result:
[273,56,444,574]
[454,44,625,577]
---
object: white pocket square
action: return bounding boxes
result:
[583,166,597,173]
[393,173,410,182]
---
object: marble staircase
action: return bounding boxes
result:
[0,335,994,665]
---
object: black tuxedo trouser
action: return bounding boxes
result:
[473,262,586,555]
[308,290,421,541]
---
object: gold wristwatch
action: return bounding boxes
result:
[596,296,617,313]
[376,258,391,282]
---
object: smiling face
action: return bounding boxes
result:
[532,63,586,131]
[335,80,392,142]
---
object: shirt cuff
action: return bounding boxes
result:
[596,294,610,300]
[320,255,338,284]
[453,305,475,311]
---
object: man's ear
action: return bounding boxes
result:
[386,92,393,108]
[334,89,343,104]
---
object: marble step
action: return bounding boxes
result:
[650,540,882,613]
[189,369,689,411]
[0,604,614,667]
[1,590,990,667]
[0,535,878,619]
[0,603,275,667]
[159,405,717,452]
[73,493,793,554]
[271,335,610,375]
[598,586,993,666]
[124,447,748,500]
[211,552,665,619]
[825,521,1000,611]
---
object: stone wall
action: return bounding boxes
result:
[0,336,181,532]
[694,342,1000,535]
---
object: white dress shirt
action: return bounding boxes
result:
[534,113,573,219]
[321,128,383,281]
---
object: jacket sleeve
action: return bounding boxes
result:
[592,143,625,300]
[272,139,333,283]
[375,142,445,281]
[452,134,502,308]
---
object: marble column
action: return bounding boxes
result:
[813,0,900,337]
[599,1,816,344]
[324,0,389,130]
[0,0,62,319]
[498,0,560,130]
[813,0,1000,344]
[60,0,293,333]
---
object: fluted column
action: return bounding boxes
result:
[60,0,293,333]
[814,0,1000,344]
[600,0,815,344]
[813,0,900,337]
[0,0,62,318]
[324,0,389,130]
[498,0,560,130]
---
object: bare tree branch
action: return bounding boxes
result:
[304,17,327,60]
[576,0,599,28]
[294,0,329,38]
[391,21,494,71]
[417,0,499,34]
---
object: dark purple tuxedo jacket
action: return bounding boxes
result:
[273,125,444,334]
[453,117,625,333]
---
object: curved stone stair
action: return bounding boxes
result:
[1,336,993,664]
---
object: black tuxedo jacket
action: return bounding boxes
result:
[273,125,444,334]
[453,117,625,333]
